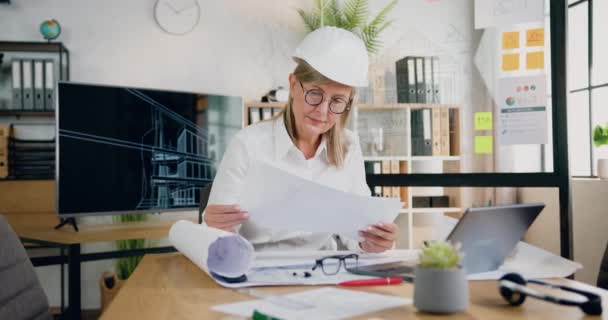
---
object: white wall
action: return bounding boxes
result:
[1,0,482,309]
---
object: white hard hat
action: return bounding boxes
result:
[293,26,369,87]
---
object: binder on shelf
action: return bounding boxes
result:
[399,161,408,207]
[44,60,55,110]
[390,160,400,198]
[449,109,461,156]
[11,59,23,110]
[422,108,432,156]
[415,57,425,103]
[431,108,441,156]
[431,56,441,103]
[261,107,273,120]
[34,60,45,110]
[424,57,434,103]
[411,109,423,156]
[372,161,382,197]
[21,60,34,110]
[407,58,417,103]
[248,107,261,124]
[395,58,407,103]
[440,108,450,156]
[381,160,391,197]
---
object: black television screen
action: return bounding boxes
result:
[57,82,242,217]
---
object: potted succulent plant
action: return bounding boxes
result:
[413,241,469,314]
[593,123,608,179]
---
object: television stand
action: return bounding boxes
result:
[54,217,79,232]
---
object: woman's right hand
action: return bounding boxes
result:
[203,204,249,232]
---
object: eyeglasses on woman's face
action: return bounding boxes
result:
[299,81,351,114]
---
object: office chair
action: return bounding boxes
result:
[0,216,51,320]
[598,241,608,290]
[198,182,213,224]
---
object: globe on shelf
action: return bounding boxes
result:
[40,19,61,41]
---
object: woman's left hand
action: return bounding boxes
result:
[358,222,399,253]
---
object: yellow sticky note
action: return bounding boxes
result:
[502,31,520,50]
[475,136,493,154]
[474,112,493,130]
[526,51,544,70]
[526,28,544,47]
[502,53,520,71]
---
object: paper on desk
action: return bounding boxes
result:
[467,241,582,280]
[214,250,417,288]
[168,220,254,278]
[212,287,411,320]
[239,161,402,239]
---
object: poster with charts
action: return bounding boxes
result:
[475,0,544,29]
[496,75,547,145]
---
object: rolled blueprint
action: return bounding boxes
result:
[169,220,255,278]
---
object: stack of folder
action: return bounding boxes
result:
[411,108,459,156]
[396,56,440,103]
[0,125,9,179]
[8,58,55,111]
[9,137,55,179]
[365,160,408,207]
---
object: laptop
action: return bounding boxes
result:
[348,203,545,277]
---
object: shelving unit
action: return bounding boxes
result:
[0,41,69,180]
[243,101,284,127]
[352,103,462,249]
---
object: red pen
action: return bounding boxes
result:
[338,277,403,286]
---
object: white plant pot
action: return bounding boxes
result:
[413,266,469,314]
[598,159,608,180]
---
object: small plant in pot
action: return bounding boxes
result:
[413,241,469,314]
[593,123,608,179]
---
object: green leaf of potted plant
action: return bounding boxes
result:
[297,0,398,55]
[413,241,469,313]
[593,124,608,179]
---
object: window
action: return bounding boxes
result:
[568,0,608,176]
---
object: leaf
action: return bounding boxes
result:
[343,0,368,30]
[367,0,398,32]
[593,124,608,147]
[298,9,320,32]
[362,24,382,54]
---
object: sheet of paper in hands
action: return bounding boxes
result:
[169,220,254,281]
[239,161,402,239]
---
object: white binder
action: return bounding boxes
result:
[11,59,23,110]
[21,60,34,110]
[44,60,55,110]
[34,60,45,110]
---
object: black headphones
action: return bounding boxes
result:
[499,273,602,315]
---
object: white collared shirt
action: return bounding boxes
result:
[205,117,371,251]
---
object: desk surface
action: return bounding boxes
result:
[2,212,195,244]
[101,253,608,320]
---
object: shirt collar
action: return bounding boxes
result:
[273,118,328,162]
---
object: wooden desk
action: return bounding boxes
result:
[101,253,608,319]
[3,212,190,244]
[1,212,193,319]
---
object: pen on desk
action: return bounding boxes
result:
[338,277,404,287]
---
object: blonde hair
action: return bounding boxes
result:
[274,59,355,168]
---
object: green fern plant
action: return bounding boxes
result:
[593,123,608,148]
[113,213,147,280]
[418,241,462,269]
[297,0,398,54]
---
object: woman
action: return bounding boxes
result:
[204,26,399,253]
